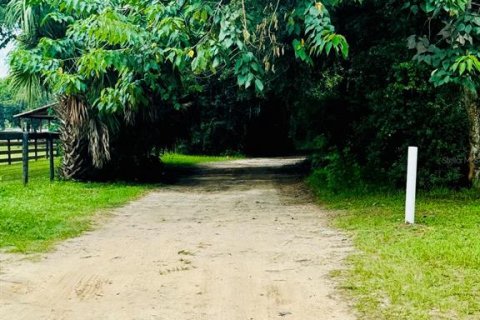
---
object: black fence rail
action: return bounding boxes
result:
[0,136,60,165]
[0,131,60,184]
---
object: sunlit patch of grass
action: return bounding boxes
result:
[0,159,54,182]
[161,152,243,167]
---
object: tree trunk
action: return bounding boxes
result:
[464,88,480,187]
[55,96,92,180]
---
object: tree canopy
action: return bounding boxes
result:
[8,0,348,109]
[1,0,353,178]
[2,0,480,188]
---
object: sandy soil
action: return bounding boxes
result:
[0,158,355,320]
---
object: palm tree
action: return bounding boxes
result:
[3,0,109,180]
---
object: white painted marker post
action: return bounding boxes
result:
[405,147,418,224]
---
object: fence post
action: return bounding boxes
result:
[405,146,418,224]
[22,132,29,185]
[7,139,11,165]
[34,137,38,160]
[49,137,55,181]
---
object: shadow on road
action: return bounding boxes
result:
[163,157,311,189]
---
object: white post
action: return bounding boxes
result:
[405,147,418,224]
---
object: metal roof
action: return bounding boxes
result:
[13,103,57,120]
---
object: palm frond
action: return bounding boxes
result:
[8,62,48,106]
[5,0,38,46]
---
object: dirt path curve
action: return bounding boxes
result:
[0,158,355,320]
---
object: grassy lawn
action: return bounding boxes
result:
[0,153,237,253]
[308,171,480,319]
[0,159,55,182]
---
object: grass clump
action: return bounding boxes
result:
[161,152,242,167]
[308,170,480,319]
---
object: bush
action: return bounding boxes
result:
[310,148,365,193]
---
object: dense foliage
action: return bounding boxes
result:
[178,0,477,189]
[405,0,480,186]
[0,78,24,129]
[0,0,478,188]
[291,0,471,189]
[1,0,350,179]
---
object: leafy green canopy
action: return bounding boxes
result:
[8,0,349,117]
[407,0,480,90]
[289,0,470,189]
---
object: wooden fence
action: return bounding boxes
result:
[0,131,60,184]
[0,132,60,165]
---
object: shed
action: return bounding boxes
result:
[14,103,57,132]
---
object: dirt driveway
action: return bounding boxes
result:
[0,158,355,320]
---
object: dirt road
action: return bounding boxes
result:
[0,158,355,320]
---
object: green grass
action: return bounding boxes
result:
[308,171,480,319]
[0,160,54,182]
[161,152,242,167]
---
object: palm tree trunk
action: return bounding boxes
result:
[55,96,92,180]
[464,88,480,187]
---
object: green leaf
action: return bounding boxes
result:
[255,79,264,92]
[424,2,436,13]
[325,42,333,55]
[459,62,466,75]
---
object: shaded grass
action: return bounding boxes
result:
[308,171,480,319]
